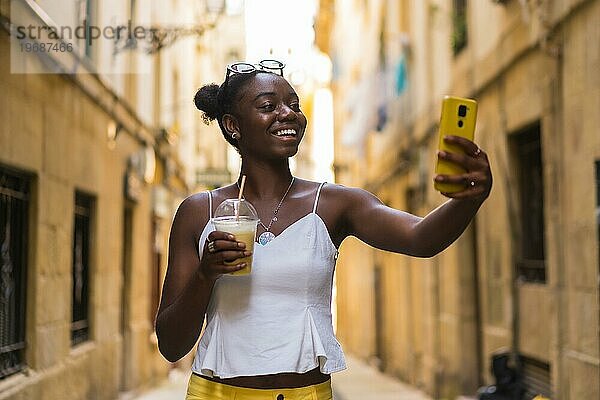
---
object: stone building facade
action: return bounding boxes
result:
[319,0,599,398]
[0,0,243,399]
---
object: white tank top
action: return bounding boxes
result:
[192,182,346,378]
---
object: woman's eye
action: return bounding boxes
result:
[260,103,275,111]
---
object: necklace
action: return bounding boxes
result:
[237,177,295,245]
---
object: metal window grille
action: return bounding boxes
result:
[514,125,546,283]
[520,355,552,398]
[72,192,93,346]
[0,168,29,379]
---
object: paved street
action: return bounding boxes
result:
[120,369,188,400]
[332,356,432,400]
[126,355,433,400]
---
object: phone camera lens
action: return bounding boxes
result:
[458,105,467,117]
[458,120,464,128]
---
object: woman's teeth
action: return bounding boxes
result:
[275,129,297,136]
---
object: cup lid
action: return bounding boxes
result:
[213,198,258,220]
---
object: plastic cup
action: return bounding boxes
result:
[212,199,259,276]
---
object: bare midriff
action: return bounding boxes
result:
[194,367,330,389]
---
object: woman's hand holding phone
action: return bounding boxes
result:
[433,96,492,199]
[434,135,492,199]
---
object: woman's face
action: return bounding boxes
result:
[231,73,307,160]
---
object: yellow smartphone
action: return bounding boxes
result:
[434,96,478,193]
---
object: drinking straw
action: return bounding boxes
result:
[236,175,247,220]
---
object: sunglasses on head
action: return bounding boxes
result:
[224,59,285,87]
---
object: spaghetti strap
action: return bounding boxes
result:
[313,182,326,214]
[207,190,213,219]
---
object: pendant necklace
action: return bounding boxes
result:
[238,177,295,245]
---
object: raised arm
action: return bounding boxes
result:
[155,193,250,362]
[340,136,492,257]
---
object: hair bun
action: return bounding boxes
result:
[194,84,220,124]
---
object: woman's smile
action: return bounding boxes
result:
[273,128,297,137]
[270,126,299,144]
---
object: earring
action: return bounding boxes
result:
[231,132,239,140]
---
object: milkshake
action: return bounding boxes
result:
[212,199,259,275]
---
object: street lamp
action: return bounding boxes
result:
[113,0,227,54]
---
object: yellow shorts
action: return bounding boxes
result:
[186,373,333,400]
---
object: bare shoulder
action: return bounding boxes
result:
[320,183,385,224]
[313,183,381,245]
[177,191,209,217]
[173,191,211,242]
[320,182,380,210]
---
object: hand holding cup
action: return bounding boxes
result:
[199,231,253,281]
[199,176,258,279]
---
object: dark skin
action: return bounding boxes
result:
[155,74,492,389]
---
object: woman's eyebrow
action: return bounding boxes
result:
[252,91,299,102]
[253,92,277,101]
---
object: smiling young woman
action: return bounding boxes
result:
[155,60,492,400]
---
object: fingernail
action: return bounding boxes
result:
[438,150,447,157]
[238,242,246,248]
[228,234,235,240]
[238,263,246,268]
[243,251,252,256]
[435,176,443,182]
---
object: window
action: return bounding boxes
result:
[512,124,546,283]
[452,0,468,55]
[72,191,94,346]
[0,167,30,379]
